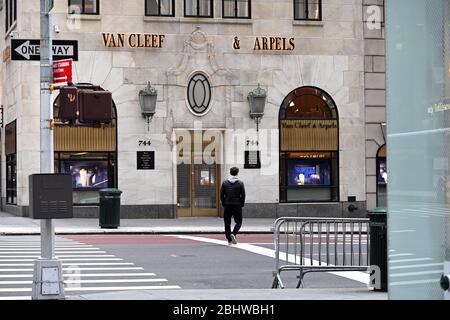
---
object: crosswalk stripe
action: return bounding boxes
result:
[64,273,157,277]
[0,258,123,262]
[0,296,31,300]
[63,263,134,266]
[0,255,116,258]
[65,285,181,292]
[0,246,94,249]
[0,251,107,254]
[0,273,157,278]
[0,286,181,293]
[57,255,116,258]
[0,269,34,272]
[0,243,92,248]
[0,279,168,285]
[0,248,98,252]
[0,263,134,267]
[64,267,144,271]
[64,279,168,284]
[0,288,31,292]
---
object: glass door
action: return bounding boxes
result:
[192,163,218,216]
[176,131,220,217]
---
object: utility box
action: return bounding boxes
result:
[29,174,73,219]
[79,90,112,124]
[58,86,79,121]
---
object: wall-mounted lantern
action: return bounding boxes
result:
[139,82,157,131]
[248,84,267,132]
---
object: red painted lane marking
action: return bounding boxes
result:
[61,235,200,245]
[61,234,367,245]
[61,234,275,245]
[193,234,273,242]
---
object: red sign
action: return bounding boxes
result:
[53,59,73,84]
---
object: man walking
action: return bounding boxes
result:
[220,167,246,245]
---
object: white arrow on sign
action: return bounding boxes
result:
[14,41,74,60]
[14,41,40,60]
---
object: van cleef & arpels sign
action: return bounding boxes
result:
[102,33,165,49]
[233,36,295,51]
[101,33,295,52]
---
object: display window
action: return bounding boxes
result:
[376,145,387,207]
[5,121,17,205]
[378,158,387,185]
[279,87,339,203]
[61,160,109,189]
[55,152,117,205]
[287,159,331,186]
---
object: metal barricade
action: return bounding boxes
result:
[272,217,370,289]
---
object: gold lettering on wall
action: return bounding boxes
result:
[280,120,338,151]
[253,37,295,51]
[102,33,165,49]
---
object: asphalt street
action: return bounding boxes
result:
[0,233,368,300]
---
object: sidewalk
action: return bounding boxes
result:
[69,288,387,300]
[0,211,274,235]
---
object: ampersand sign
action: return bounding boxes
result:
[233,37,241,50]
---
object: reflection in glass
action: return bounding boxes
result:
[185,0,212,17]
[146,0,174,16]
[68,0,99,14]
[146,0,158,15]
[294,0,321,20]
[387,0,450,299]
[223,0,250,18]
[185,0,196,16]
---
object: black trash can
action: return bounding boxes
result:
[367,207,387,291]
[99,188,122,229]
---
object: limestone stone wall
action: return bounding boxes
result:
[363,0,386,209]
[0,0,371,210]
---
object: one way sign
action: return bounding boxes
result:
[11,39,79,61]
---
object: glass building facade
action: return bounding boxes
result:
[387,0,450,299]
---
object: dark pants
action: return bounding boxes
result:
[223,205,243,242]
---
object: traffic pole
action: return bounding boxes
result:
[31,0,65,300]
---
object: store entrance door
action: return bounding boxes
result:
[176,131,221,217]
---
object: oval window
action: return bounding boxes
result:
[187,73,212,115]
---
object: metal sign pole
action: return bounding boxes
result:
[31,0,65,300]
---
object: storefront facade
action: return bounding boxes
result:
[0,0,386,218]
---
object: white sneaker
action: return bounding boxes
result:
[230,234,237,245]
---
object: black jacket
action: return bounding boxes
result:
[220,177,246,207]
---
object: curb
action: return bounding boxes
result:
[0,230,274,236]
